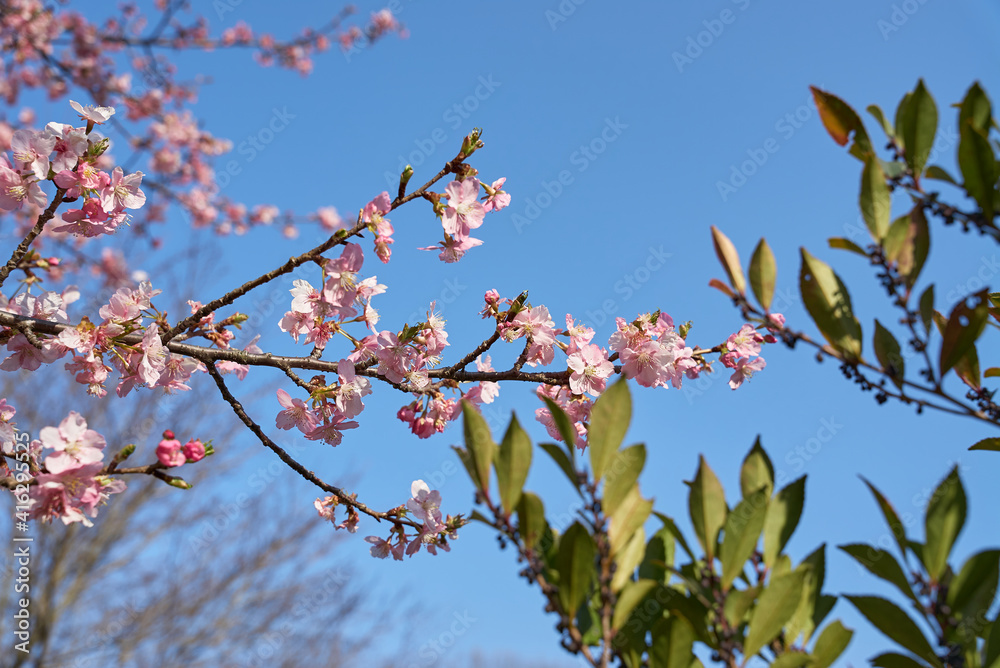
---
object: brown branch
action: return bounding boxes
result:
[0,188,66,290]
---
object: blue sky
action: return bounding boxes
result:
[8,0,1000,665]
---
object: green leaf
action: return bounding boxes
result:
[970,437,1000,452]
[588,377,631,482]
[786,545,827,645]
[874,320,906,389]
[649,615,697,668]
[763,476,806,567]
[958,122,996,221]
[749,238,777,310]
[542,396,580,453]
[829,236,869,257]
[924,466,967,581]
[611,485,654,557]
[871,653,933,668]
[495,413,532,515]
[811,86,873,160]
[539,443,581,495]
[740,437,774,499]
[986,367,1000,378]
[883,207,930,289]
[556,522,596,616]
[711,226,747,296]
[844,596,941,666]
[862,477,909,564]
[653,512,696,562]
[720,488,769,589]
[743,569,807,657]
[800,248,863,361]
[468,509,493,526]
[461,401,497,495]
[612,579,658,631]
[687,456,728,561]
[839,544,919,604]
[604,444,646,516]
[985,616,1000,668]
[811,620,854,668]
[959,82,992,133]
[517,492,547,550]
[868,104,895,138]
[939,290,989,378]
[612,527,647,593]
[947,549,999,629]
[723,585,760,628]
[861,156,891,240]
[639,527,675,583]
[771,654,813,668]
[899,79,938,177]
[925,165,958,185]
[918,285,935,335]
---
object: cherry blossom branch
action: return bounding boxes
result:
[204,362,421,529]
[0,187,66,290]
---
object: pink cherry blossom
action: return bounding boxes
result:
[10,129,56,180]
[729,356,766,389]
[100,166,146,211]
[138,324,166,386]
[70,99,115,124]
[727,324,763,358]
[407,479,444,532]
[182,439,206,462]
[441,178,485,238]
[567,344,614,397]
[38,411,106,474]
[0,159,46,211]
[275,389,319,432]
[156,437,186,467]
[482,177,511,213]
[336,359,372,418]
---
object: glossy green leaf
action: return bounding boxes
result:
[811,86,874,160]
[861,156,891,240]
[839,544,918,604]
[871,653,932,668]
[785,545,827,645]
[612,527,647,593]
[811,620,854,668]
[720,488,769,589]
[588,377,631,482]
[959,82,992,133]
[539,442,582,495]
[743,569,807,658]
[868,104,895,138]
[611,485,654,556]
[898,79,938,177]
[556,522,596,617]
[874,320,906,389]
[939,290,989,378]
[468,509,493,526]
[829,236,869,257]
[517,492,547,550]
[800,248,863,361]
[663,592,713,645]
[541,396,580,454]
[749,238,777,310]
[970,437,1000,452]
[925,165,958,185]
[958,121,996,221]
[883,207,930,289]
[495,414,532,515]
[612,579,658,631]
[711,226,747,296]
[924,466,967,581]
[845,596,941,666]
[770,654,812,668]
[639,527,675,583]
[862,477,909,564]
[918,285,935,335]
[688,456,728,560]
[763,476,806,567]
[604,444,647,516]
[649,615,697,668]
[740,437,774,500]
[461,401,496,495]
[947,549,999,629]
[985,616,1000,668]
[723,585,759,628]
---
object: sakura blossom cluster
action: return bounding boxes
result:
[2,408,127,527]
[354,479,458,560]
[155,429,210,468]
[720,317,783,390]
[0,102,147,240]
[419,176,510,263]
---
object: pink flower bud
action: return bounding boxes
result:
[156,438,185,467]
[182,439,206,462]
